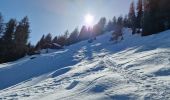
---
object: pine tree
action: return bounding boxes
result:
[56,35,67,46]
[106,20,114,31]
[157,0,170,31]
[113,16,117,25]
[35,41,41,51]
[35,34,45,50]
[78,25,89,41]
[117,16,123,26]
[128,1,136,34]
[0,13,4,62]
[0,19,17,62]
[14,16,30,58]
[44,33,52,44]
[99,17,107,33]
[123,15,130,27]
[93,17,106,36]
[68,28,79,45]
[27,42,35,55]
[0,13,4,37]
[112,16,117,30]
[111,16,123,42]
[136,0,143,29]
[44,33,52,48]
[53,30,69,47]
[142,0,160,36]
[2,19,16,44]
[52,36,58,43]
[63,30,69,46]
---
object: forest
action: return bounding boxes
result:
[0,0,169,63]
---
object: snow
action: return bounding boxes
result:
[0,28,170,100]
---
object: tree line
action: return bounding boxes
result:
[110,0,170,42]
[127,0,170,36]
[34,17,107,51]
[0,0,170,63]
[0,15,30,63]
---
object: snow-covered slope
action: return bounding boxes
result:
[0,29,170,100]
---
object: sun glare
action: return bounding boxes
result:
[84,14,94,27]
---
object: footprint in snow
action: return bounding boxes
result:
[66,80,79,90]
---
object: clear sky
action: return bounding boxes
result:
[0,0,133,44]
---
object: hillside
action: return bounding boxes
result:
[0,29,170,100]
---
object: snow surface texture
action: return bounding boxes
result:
[0,29,170,100]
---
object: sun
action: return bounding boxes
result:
[84,14,94,27]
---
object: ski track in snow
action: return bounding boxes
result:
[0,29,170,100]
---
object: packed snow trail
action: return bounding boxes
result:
[0,29,170,100]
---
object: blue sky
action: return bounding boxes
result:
[0,0,133,44]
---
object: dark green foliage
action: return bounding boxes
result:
[93,17,106,36]
[113,16,117,25]
[0,13,4,37]
[0,14,3,62]
[63,30,69,46]
[56,36,67,46]
[35,33,52,50]
[128,1,136,34]
[136,0,143,29]
[0,16,30,63]
[123,15,130,28]
[43,33,52,48]
[106,20,114,31]
[111,16,123,42]
[157,0,170,30]
[142,0,170,36]
[117,16,123,26]
[27,42,35,55]
[78,25,89,41]
[142,0,158,35]
[14,16,30,58]
[52,36,58,44]
[68,28,79,45]
[37,35,45,49]
[0,19,17,62]
[56,31,69,46]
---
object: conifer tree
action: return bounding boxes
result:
[142,0,160,36]
[68,28,79,45]
[0,13,4,61]
[113,16,117,25]
[106,20,114,31]
[128,1,136,34]
[44,33,52,48]
[56,35,67,46]
[27,42,35,55]
[0,13,4,37]
[52,36,58,43]
[14,16,30,57]
[157,0,170,31]
[93,17,106,36]
[1,19,17,62]
[136,0,143,29]
[78,25,89,41]
[123,15,130,27]
[35,41,41,51]
[39,34,45,49]
[44,33,52,44]
[117,16,123,26]
[63,30,69,46]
